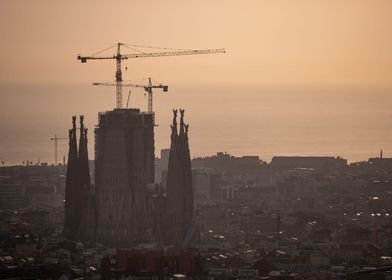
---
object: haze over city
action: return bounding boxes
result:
[1,0,392,163]
[2,2,392,279]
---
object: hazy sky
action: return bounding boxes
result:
[1,0,391,88]
[0,1,392,164]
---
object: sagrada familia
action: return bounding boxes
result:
[63,109,197,248]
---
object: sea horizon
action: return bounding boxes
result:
[1,83,391,165]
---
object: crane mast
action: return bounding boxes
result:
[77,43,225,109]
[50,135,67,165]
[115,43,123,109]
[147,78,153,113]
[93,77,168,114]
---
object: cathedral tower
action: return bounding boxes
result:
[165,109,195,247]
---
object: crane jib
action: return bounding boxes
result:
[77,44,225,109]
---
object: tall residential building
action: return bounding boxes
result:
[94,109,154,247]
[192,168,213,205]
[160,148,170,169]
[154,148,170,184]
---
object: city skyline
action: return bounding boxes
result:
[1,2,392,278]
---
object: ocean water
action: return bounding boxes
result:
[0,83,391,165]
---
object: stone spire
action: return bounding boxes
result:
[179,109,185,136]
[179,111,193,240]
[170,109,178,140]
[77,116,91,238]
[64,115,93,241]
[165,109,194,247]
[77,116,96,240]
[63,116,78,238]
[78,115,90,195]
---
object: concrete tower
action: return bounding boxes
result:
[94,109,154,246]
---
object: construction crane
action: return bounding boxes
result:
[50,135,67,165]
[93,77,168,113]
[77,42,225,109]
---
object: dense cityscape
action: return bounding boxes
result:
[1,113,391,279]
[2,1,392,280]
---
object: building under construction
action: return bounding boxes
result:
[64,109,197,248]
[94,109,154,246]
[63,42,225,246]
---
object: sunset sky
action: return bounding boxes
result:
[1,0,391,88]
[0,0,392,163]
